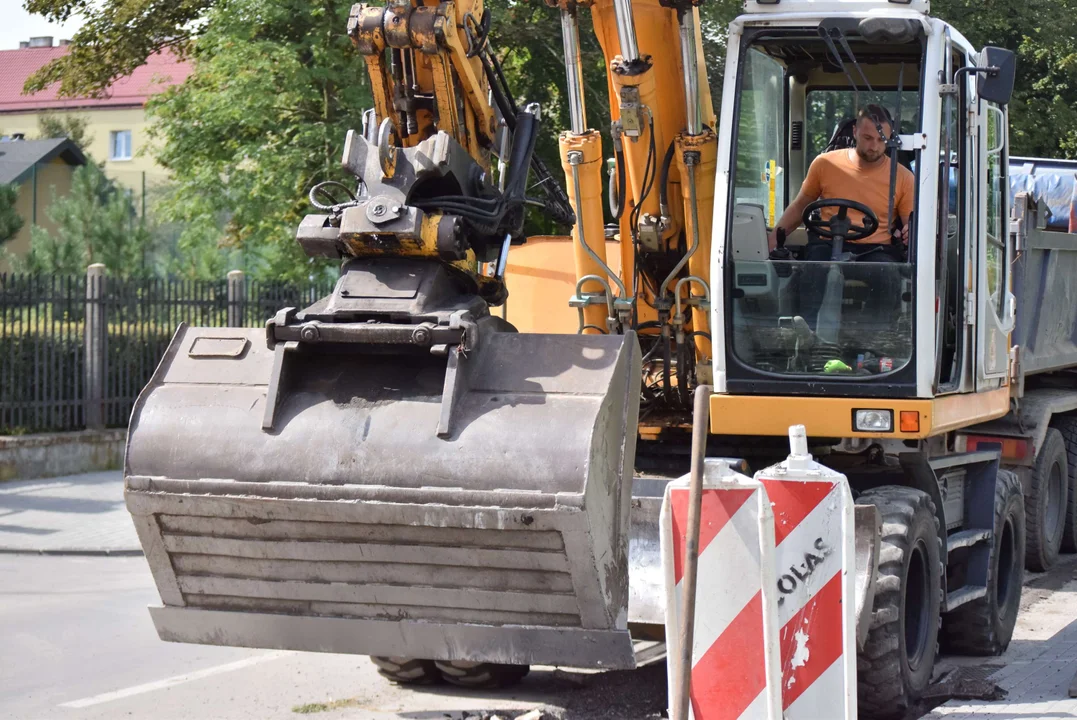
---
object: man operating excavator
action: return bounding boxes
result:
[766,104,915,331]
[768,104,914,255]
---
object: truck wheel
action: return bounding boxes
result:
[941,469,1024,655]
[370,656,442,685]
[434,660,530,688]
[1025,428,1068,571]
[855,487,942,720]
[1049,415,1077,553]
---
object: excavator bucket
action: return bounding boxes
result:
[125,273,643,669]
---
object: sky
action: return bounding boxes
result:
[1,3,84,51]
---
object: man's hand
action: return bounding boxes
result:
[767,228,780,251]
[892,220,910,244]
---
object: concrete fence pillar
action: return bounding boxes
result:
[84,263,107,430]
[227,270,246,328]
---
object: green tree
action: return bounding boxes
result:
[36,112,94,148]
[23,0,203,98]
[932,0,1077,157]
[6,163,153,275]
[145,0,372,281]
[0,184,24,246]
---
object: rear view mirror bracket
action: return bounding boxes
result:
[939,48,1016,106]
[941,47,1016,105]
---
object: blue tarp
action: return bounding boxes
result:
[1009,157,1077,230]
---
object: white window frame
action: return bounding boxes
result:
[109,130,132,161]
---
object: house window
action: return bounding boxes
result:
[110,130,132,161]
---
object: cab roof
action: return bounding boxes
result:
[742,0,929,15]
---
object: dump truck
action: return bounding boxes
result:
[124,0,1077,716]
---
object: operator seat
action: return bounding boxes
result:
[825,118,857,152]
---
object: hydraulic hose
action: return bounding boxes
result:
[658,139,676,215]
[609,145,627,221]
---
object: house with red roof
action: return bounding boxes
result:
[0,37,192,196]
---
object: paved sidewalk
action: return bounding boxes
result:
[0,471,140,554]
[929,572,1077,719]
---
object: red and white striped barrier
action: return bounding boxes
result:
[662,428,856,720]
[662,459,783,720]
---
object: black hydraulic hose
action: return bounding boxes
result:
[662,324,673,400]
[480,52,518,132]
[610,145,627,221]
[629,115,658,247]
[478,47,574,226]
[414,108,539,236]
[677,338,692,408]
[489,51,519,117]
[658,139,676,213]
[504,109,539,201]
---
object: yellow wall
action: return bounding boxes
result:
[1,156,76,272]
[503,236,624,334]
[1,106,167,198]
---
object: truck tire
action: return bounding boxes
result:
[855,486,942,720]
[1025,428,1068,571]
[434,660,530,688]
[941,469,1025,655]
[370,656,442,685]
[1049,415,1077,553]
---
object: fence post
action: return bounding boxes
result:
[227,270,245,328]
[84,263,107,430]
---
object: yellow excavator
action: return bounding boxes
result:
[127,0,1077,716]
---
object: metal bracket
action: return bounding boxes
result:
[262,341,299,432]
[637,213,663,252]
[437,346,469,438]
[618,86,644,138]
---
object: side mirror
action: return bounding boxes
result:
[978,47,1016,105]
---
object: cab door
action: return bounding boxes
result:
[974,76,1017,388]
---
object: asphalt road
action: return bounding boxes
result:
[0,555,665,720]
[4,553,1077,720]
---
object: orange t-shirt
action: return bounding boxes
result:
[800,149,915,244]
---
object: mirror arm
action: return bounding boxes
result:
[952,65,1000,83]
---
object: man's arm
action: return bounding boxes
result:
[893,167,915,243]
[767,190,815,250]
[767,156,824,250]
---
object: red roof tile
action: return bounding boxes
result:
[0,47,192,113]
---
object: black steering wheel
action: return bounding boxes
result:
[803,198,879,241]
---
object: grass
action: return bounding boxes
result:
[291,698,363,714]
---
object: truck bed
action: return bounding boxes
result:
[1011,193,1077,378]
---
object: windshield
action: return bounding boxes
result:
[728,34,922,380]
[732,257,914,375]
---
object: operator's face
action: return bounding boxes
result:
[853,118,891,163]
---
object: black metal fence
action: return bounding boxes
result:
[0,270,333,434]
[0,274,87,433]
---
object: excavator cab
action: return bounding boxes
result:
[714,4,1017,442]
[725,16,922,387]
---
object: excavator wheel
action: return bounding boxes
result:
[941,469,1024,655]
[855,486,942,720]
[370,657,443,685]
[433,660,530,688]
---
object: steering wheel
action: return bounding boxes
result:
[802,199,879,241]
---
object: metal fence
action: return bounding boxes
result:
[1,265,333,434]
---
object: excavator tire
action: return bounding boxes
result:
[1049,415,1077,553]
[370,657,443,685]
[855,486,942,720]
[941,470,1024,655]
[433,660,530,688]
[1024,428,1068,571]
